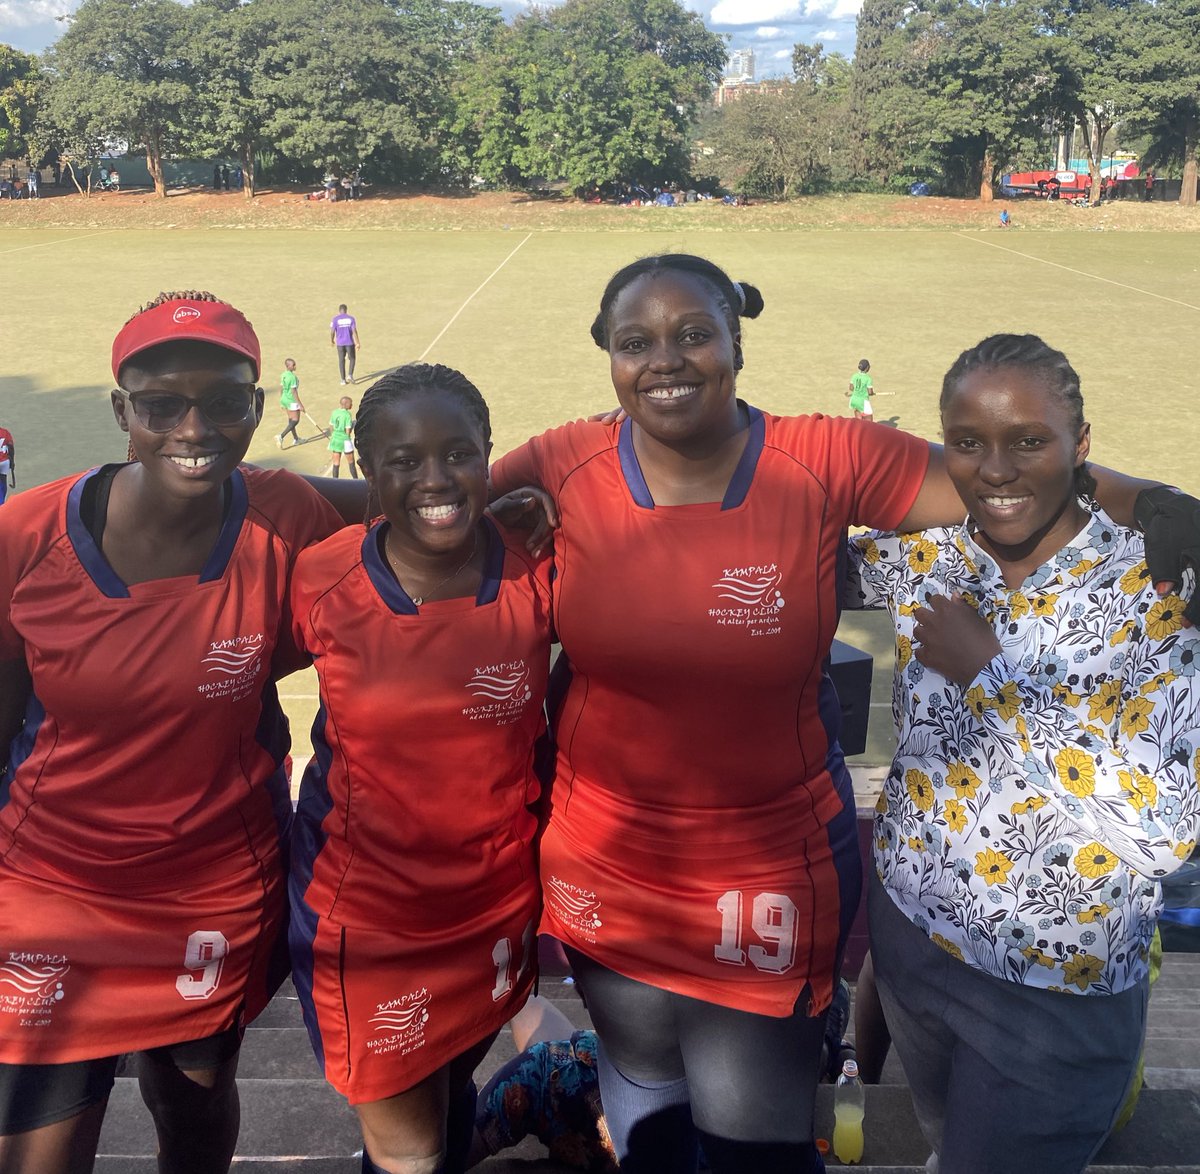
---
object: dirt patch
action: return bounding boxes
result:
[3,185,1196,232]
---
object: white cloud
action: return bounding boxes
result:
[0,0,80,29]
[772,48,793,58]
[831,0,864,18]
[710,1,802,25]
[755,26,784,37]
[816,27,840,40]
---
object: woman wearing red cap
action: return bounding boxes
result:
[0,291,344,1173]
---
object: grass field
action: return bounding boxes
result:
[4,195,1199,764]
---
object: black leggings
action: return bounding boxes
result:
[566,948,828,1174]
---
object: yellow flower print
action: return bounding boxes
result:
[1068,557,1097,578]
[906,769,935,811]
[896,635,914,670]
[1119,696,1154,738]
[875,835,889,853]
[1176,839,1197,861]
[1051,682,1083,708]
[1022,945,1055,968]
[859,537,880,565]
[1014,715,1031,753]
[943,798,968,833]
[1119,769,1157,811]
[1010,795,1047,815]
[992,680,1021,721]
[1008,592,1031,620]
[1146,596,1185,641]
[899,601,922,617]
[931,934,964,961]
[875,790,887,814]
[907,836,926,853]
[1110,619,1137,647]
[1063,953,1104,991]
[1075,841,1118,878]
[948,762,982,800]
[965,685,989,719]
[1077,902,1113,923]
[1055,747,1096,797]
[1139,671,1177,696]
[906,537,938,573]
[975,847,1015,886]
[1031,593,1059,617]
[1119,562,1151,595]
[1087,679,1122,723]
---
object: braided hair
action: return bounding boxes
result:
[589,255,764,365]
[940,333,1096,499]
[354,363,491,527]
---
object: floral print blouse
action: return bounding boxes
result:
[846,507,1200,995]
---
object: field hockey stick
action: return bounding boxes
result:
[303,410,330,436]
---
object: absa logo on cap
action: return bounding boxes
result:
[172,306,202,324]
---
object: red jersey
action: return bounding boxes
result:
[287,518,552,1098]
[492,409,929,1015]
[0,465,342,1062]
[0,428,12,466]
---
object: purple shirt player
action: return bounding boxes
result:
[329,304,361,384]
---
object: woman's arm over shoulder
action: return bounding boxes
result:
[490,419,617,499]
[844,529,918,611]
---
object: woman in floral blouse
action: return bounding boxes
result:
[847,333,1200,1174]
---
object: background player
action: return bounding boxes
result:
[288,363,552,1174]
[0,292,342,1174]
[847,358,874,419]
[327,394,358,478]
[277,356,305,447]
[330,303,361,385]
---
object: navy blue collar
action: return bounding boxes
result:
[617,404,765,510]
[66,466,248,599]
[362,516,504,614]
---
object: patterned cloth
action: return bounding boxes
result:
[475,1029,616,1171]
[846,506,1200,995]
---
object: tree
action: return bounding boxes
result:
[1122,0,1200,205]
[43,0,194,198]
[848,0,910,183]
[1046,0,1158,203]
[461,0,726,193]
[0,45,41,163]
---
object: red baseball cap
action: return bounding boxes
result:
[112,298,261,382]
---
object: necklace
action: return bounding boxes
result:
[386,529,479,606]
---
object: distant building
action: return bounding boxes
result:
[725,48,755,83]
[714,77,787,108]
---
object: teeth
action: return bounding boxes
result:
[170,455,218,469]
[982,496,1028,506]
[645,385,699,400]
[417,504,459,520]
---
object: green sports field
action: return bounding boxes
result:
[4,220,1198,765]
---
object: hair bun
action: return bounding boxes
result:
[737,282,765,319]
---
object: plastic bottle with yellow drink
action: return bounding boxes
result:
[833,1057,865,1163]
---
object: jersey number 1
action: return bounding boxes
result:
[714,890,799,973]
[176,930,229,1001]
[491,919,536,1002]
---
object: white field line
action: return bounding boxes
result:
[0,229,118,255]
[417,232,534,359]
[953,232,1200,312]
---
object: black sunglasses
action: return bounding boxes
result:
[117,385,259,433]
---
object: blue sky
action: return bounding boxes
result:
[0,0,864,75]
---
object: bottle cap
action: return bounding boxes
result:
[842,1058,859,1078]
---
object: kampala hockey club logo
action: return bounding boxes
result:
[546,875,603,942]
[197,633,265,702]
[367,988,431,1056]
[712,566,785,610]
[0,958,69,1000]
[462,660,533,725]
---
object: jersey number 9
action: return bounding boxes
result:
[176,930,229,1001]
[714,890,799,974]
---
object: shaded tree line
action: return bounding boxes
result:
[1,0,723,199]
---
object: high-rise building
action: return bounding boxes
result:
[725,48,755,83]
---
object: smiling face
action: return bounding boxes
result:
[606,271,742,448]
[942,364,1091,571]
[113,341,262,498]
[363,392,491,562]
